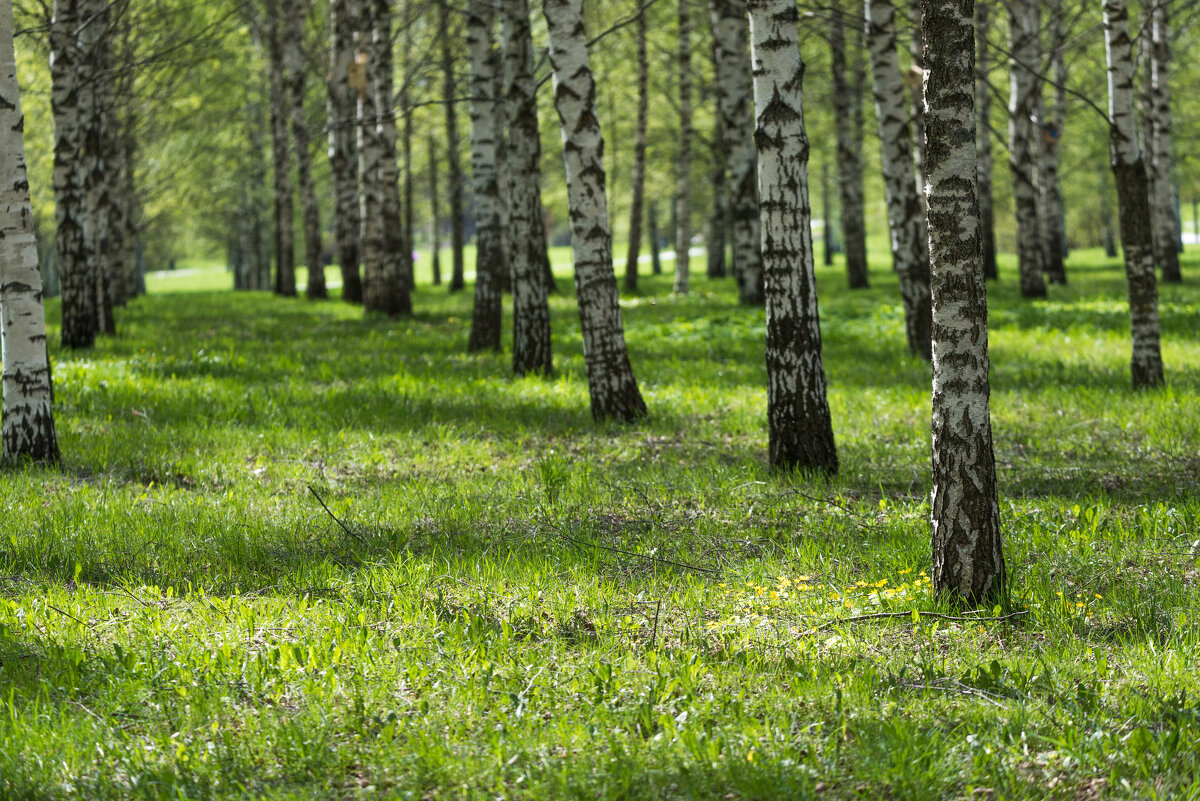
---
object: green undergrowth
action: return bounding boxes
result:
[2,249,1199,800]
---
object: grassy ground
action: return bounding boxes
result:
[2,247,1200,800]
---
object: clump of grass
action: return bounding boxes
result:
[1,249,1199,799]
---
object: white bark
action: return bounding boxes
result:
[673,0,693,294]
[709,0,763,303]
[1147,0,1180,282]
[466,0,503,352]
[544,0,646,423]
[866,0,932,360]
[747,0,838,474]
[1007,0,1046,297]
[1103,0,1164,388]
[284,0,325,300]
[923,0,1004,602]
[0,1,60,463]
[1037,0,1067,285]
[327,0,363,302]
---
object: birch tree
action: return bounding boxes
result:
[1,1,60,463]
[866,0,932,360]
[1037,0,1067,285]
[327,0,363,302]
[283,0,326,299]
[51,0,96,348]
[923,0,1004,602]
[624,6,649,292]
[264,0,296,297]
[831,7,868,289]
[440,0,466,292]
[1007,0,1046,298]
[1147,0,1180,283]
[710,0,764,303]
[502,0,552,375]
[674,0,693,295]
[976,0,996,280]
[1103,0,1164,388]
[544,0,647,423]
[747,0,838,474]
[466,0,503,353]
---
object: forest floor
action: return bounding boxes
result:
[2,247,1200,800]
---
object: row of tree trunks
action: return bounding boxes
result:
[466,0,504,353]
[543,0,647,423]
[830,7,869,290]
[746,0,838,475]
[0,0,60,463]
[1103,0,1164,389]
[673,0,693,295]
[327,0,363,302]
[502,0,553,375]
[283,0,326,300]
[1146,0,1180,283]
[866,0,932,361]
[1007,0,1046,298]
[710,0,763,304]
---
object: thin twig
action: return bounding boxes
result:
[555,529,721,576]
[799,609,1028,637]
[308,486,364,543]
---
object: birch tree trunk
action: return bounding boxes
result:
[710,0,764,303]
[649,201,663,274]
[831,8,869,289]
[0,3,59,463]
[358,0,388,312]
[466,0,503,352]
[706,76,728,280]
[1037,0,1067,285]
[1103,0,1164,389]
[80,0,114,335]
[265,0,296,297]
[327,0,363,303]
[976,0,996,280]
[544,0,647,422]
[502,0,552,375]
[1007,0,1046,298]
[747,0,838,474]
[1147,0,1180,283]
[439,0,466,292]
[907,0,927,197]
[429,135,442,286]
[866,0,932,360]
[248,101,274,291]
[283,0,326,300]
[360,0,411,315]
[625,6,649,292]
[923,0,1004,603]
[673,0,693,295]
[51,0,95,348]
[401,0,415,289]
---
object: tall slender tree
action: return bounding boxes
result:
[283,0,326,299]
[1,1,60,463]
[264,0,296,297]
[440,0,466,292]
[923,0,1004,602]
[1038,0,1067,285]
[710,0,764,303]
[747,0,838,474]
[429,135,442,286]
[975,0,997,280]
[371,0,413,305]
[831,6,869,289]
[1007,0,1046,298]
[625,5,649,292]
[80,0,114,335]
[544,0,647,423]
[466,0,504,352]
[502,0,552,375]
[866,0,932,360]
[326,0,363,302]
[1103,0,1164,388]
[1147,0,1180,282]
[673,0,693,295]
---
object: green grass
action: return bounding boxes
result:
[3,246,1200,799]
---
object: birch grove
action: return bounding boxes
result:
[1007,0,1047,298]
